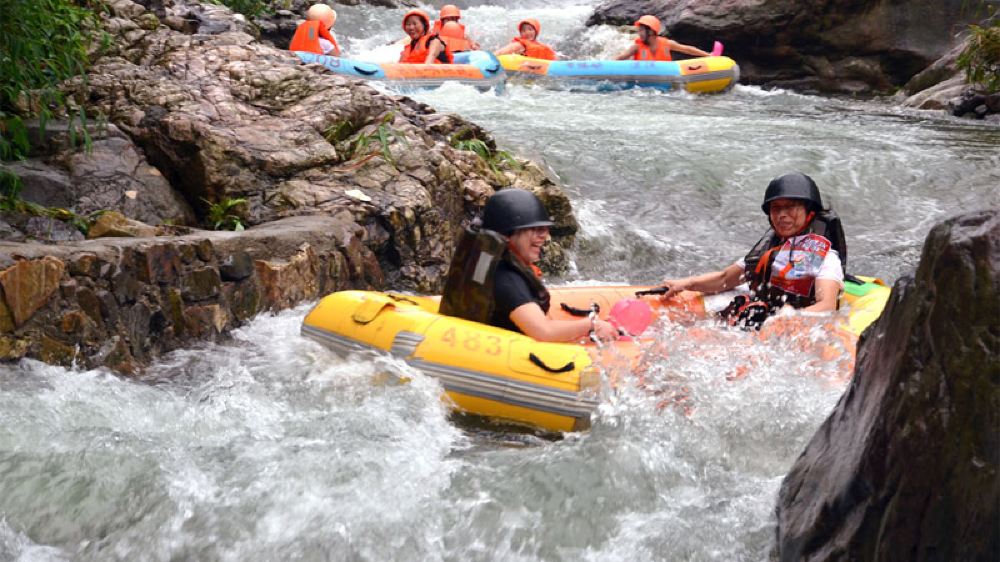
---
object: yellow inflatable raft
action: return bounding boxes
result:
[301,278,890,433]
[497,54,739,93]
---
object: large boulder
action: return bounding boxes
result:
[771,209,999,561]
[588,0,990,95]
[8,126,196,226]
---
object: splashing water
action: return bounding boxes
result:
[3,0,998,559]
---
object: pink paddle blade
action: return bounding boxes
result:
[609,298,654,337]
[711,41,724,56]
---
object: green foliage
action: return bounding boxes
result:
[346,113,408,170]
[450,137,522,178]
[1,0,105,161]
[957,20,1000,93]
[207,0,272,19]
[323,120,359,144]
[203,197,247,231]
[0,165,23,203]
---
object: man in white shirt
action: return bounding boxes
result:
[660,173,845,326]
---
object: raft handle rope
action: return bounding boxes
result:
[354,65,379,76]
[634,286,669,297]
[485,64,501,74]
[528,353,575,374]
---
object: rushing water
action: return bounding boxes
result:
[2,1,998,560]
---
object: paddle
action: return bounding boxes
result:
[711,41,724,56]
[634,286,669,297]
[559,298,655,339]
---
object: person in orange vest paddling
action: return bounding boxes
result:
[614,15,710,61]
[494,19,557,60]
[288,4,340,56]
[399,10,453,64]
[433,5,481,51]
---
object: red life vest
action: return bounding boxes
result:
[400,34,454,64]
[743,211,847,309]
[288,20,339,55]
[633,36,671,61]
[513,37,556,60]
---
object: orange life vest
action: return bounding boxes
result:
[514,37,556,60]
[288,20,339,55]
[441,35,473,52]
[400,34,454,64]
[432,20,465,35]
[634,36,671,61]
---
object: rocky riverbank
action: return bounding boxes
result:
[0,0,577,372]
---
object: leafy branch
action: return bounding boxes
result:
[1,0,107,161]
[957,19,1000,93]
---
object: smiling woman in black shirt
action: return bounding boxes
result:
[440,189,618,343]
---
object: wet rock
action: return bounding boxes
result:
[94,335,137,375]
[0,299,14,333]
[9,130,196,226]
[0,336,29,359]
[219,250,254,281]
[22,217,86,242]
[0,215,381,371]
[902,75,969,111]
[772,209,999,561]
[949,91,1000,119]
[181,266,222,301]
[222,281,261,323]
[0,257,66,327]
[254,243,320,310]
[75,286,106,329]
[88,211,159,239]
[39,335,77,367]
[0,216,25,242]
[135,243,182,285]
[184,303,228,338]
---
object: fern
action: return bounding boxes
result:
[203,197,247,231]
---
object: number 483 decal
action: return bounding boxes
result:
[439,327,503,356]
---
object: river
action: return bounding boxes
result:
[2,1,998,560]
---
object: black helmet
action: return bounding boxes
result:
[761,172,823,214]
[481,189,554,235]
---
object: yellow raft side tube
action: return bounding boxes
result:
[301,291,600,432]
[302,280,891,433]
